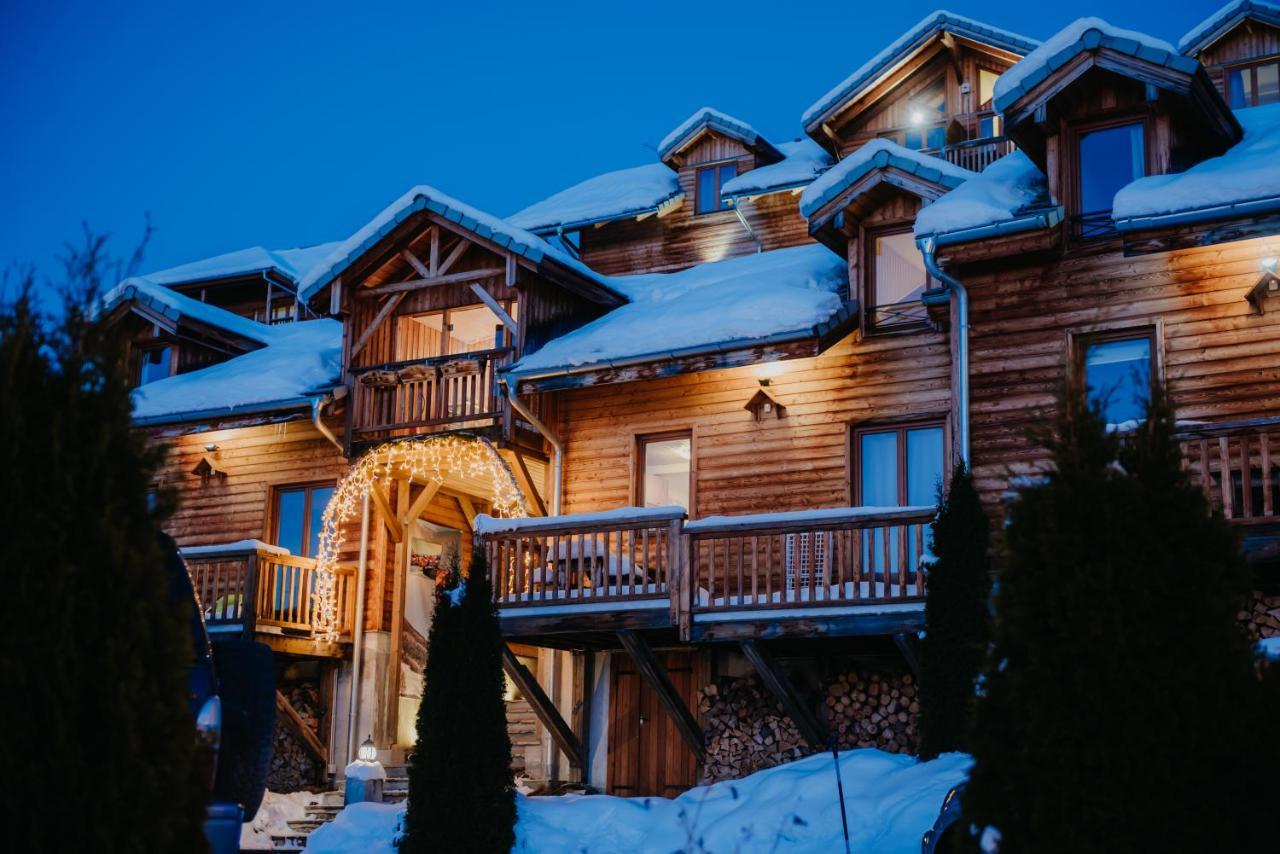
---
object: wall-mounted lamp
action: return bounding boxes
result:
[744,384,787,422]
[204,443,220,453]
[1247,258,1280,314]
[1262,256,1278,273]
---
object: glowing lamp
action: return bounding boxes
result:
[1262,257,1278,273]
[358,735,377,763]
[909,109,925,127]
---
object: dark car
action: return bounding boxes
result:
[921,783,966,854]
[161,534,275,854]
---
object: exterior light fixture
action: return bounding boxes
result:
[1262,256,1278,272]
[909,109,926,126]
[358,735,377,763]
[204,443,219,452]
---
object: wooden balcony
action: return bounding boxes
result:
[348,347,512,447]
[942,136,1015,172]
[1178,417,1280,530]
[184,545,357,656]
[481,506,934,644]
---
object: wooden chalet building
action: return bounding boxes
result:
[112,3,1280,797]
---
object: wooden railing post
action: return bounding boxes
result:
[242,552,259,639]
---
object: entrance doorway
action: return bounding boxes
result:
[607,650,699,797]
[396,519,460,747]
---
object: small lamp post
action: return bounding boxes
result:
[344,735,386,806]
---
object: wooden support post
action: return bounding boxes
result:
[508,450,548,517]
[469,283,518,335]
[739,640,828,750]
[502,645,585,770]
[569,651,593,783]
[455,494,479,527]
[387,478,411,744]
[350,292,406,359]
[404,479,443,527]
[893,632,921,680]
[369,482,404,543]
[616,629,705,762]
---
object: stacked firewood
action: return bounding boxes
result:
[698,677,809,783]
[268,681,324,792]
[1240,590,1280,639]
[823,670,918,754]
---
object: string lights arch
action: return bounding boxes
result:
[312,435,529,639]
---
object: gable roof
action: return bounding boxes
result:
[721,139,834,200]
[296,184,626,305]
[507,244,854,387]
[799,139,973,223]
[507,163,683,234]
[657,107,784,166]
[913,150,1059,245]
[1179,0,1280,55]
[133,242,342,291]
[101,278,276,348]
[802,10,1039,133]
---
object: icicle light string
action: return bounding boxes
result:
[312,435,528,639]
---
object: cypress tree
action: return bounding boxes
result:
[918,463,990,758]
[960,383,1273,852]
[0,244,205,851]
[402,548,516,853]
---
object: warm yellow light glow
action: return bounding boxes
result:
[909,109,925,127]
[357,735,377,763]
[311,435,529,639]
[1263,256,1278,273]
[755,361,787,381]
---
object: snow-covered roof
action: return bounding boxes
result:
[721,139,833,199]
[132,241,341,291]
[798,139,972,221]
[992,17,1193,114]
[131,319,342,423]
[913,151,1055,241]
[1114,103,1280,229]
[507,163,682,234]
[1179,1,1280,55]
[297,185,622,303]
[657,107,782,164]
[101,278,277,346]
[508,244,851,378]
[802,10,1040,131]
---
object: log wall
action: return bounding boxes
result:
[1195,19,1280,98]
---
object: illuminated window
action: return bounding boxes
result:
[637,433,692,510]
[1080,331,1155,426]
[867,229,930,329]
[978,69,1000,108]
[855,421,945,576]
[695,162,738,214]
[396,300,514,361]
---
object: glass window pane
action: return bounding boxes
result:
[1257,63,1279,106]
[978,69,999,107]
[718,162,738,195]
[904,128,923,150]
[1085,336,1152,425]
[872,231,928,325]
[274,490,306,555]
[697,167,718,213]
[642,437,691,509]
[906,427,945,506]
[139,347,172,385]
[446,303,504,354]
[926,125,946,150]
[1078,122,1145,214]
[1229,68,1249,109]
[307,486,335,558]
[860,431,899,506]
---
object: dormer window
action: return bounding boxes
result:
[1074,119,1146,239]
[695,162,737,214]
[136,345,174,387]
[866,228,930,329]
[1227,60,1280,108]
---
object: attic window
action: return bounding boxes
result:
[867,229,930,329]
[1227,59,1280,108]
[1073,120,1146,240]
[695,162,737,214]
[136,345,174,387]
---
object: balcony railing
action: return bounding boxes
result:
[349,347,512,442]
[183,545,356,640]
[480,506,934,638]
[1179,417,1280,525]
[942,136,1015,172]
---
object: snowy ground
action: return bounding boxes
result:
[306,749,971,854]
[240,790,318,850]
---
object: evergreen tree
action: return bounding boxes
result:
[961,383,1274,852]
[0,236,206,851]
[402,548,516,853]
[918,463,990,758]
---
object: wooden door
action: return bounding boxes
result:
[607,650,698,797]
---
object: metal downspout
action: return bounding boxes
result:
[919,236,970,467]
[730,200,763,253]
[501,378,562,514]
[311,395,344,452]
[346,493,370,764]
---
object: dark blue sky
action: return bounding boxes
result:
[1,0,1222,284]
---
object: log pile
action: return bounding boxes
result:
[267,681,324,792]
[698,677,808,783]
[699,669,919,783]
[823,670,919,754]
[1240,590,1280,639]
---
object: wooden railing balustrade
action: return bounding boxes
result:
[349,347,511,439]
[485,508,685,607]
[1178,417,1280,525]
[942,136,1014,172]
[184,547,356,640]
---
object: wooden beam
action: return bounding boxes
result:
[350,292,406,359]
[505,253,518,287]
[616,629,705,762]
[569,651,593,784]
[507,450,548,517]
[739,640,828,750]
[401,248,432,279]
[455,494,478,527]
[276,689,329,764]
[404,479,443,527]
[357,267,505,298]
[436,237,469,276]
[469,283,518,334]
[369,482,404,543]
[387,478,411,743]
[502,645,585,769]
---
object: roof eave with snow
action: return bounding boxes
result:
[801,12,1040,133]
[1178,1,1280,55]
[657,108,783,165]
[519,196,686,236]
[799,143,972,225]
